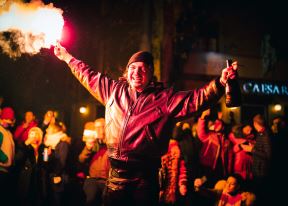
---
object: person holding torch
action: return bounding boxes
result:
[54,43,238,206]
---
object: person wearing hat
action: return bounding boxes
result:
[53,43,238,206]
[0,107,16,201]
[0,107,15,171]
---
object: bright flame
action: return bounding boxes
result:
[0,0,64,58]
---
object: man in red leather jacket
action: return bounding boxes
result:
[54,43,238,206]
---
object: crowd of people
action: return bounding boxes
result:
[0,103,286,206]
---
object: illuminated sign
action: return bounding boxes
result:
[242,82,288,96]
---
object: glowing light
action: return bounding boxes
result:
[274,104,282,112]
[83,129,96,137]
[79,107,88,114]
[0,1,64,58]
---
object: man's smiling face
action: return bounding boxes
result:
[127,61,152,92]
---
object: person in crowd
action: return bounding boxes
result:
[159,138,187,205]
[78,118,110,206]
[14,126,46,206]
[241,114,271,205]
[194,173,256,206]
[14,110,38,144]
[40,110,56,136]
[44,122,71,206]
[0,130,8,164]
[197,109,234,187]
[270,116,283,135]
[53,42,238,206]
[251,114,272,180]
[228,123,255,183]
[0,107,16,201]
[172,121,201,206]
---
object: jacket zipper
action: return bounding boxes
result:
[118,95,141,160]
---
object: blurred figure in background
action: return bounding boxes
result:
[159,138,187,206]
[14,110,38,144]
[78,118,110,206]
[194,173,255,206]
[228,123,255,185]
[14,127,46,206]
[197,109,234,187]
[0,107,16,202]
[44,122,71,206]
[242,114,271,205]
[172,121,201,206]
[40,110,56,136]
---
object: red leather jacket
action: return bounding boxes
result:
[69,58,224,168]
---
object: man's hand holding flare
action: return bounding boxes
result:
[54,42,73,64]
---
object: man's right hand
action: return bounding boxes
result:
[54,42,73,64]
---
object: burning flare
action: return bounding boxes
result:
[0,0,64,58]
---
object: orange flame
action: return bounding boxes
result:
[0,0,64,58]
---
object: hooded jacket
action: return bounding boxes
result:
[68,58,224,169]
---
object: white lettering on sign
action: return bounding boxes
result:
[242,82,288,96]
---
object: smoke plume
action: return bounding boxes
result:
[0,0,64,58]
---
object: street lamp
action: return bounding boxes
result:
[79,106,88,115]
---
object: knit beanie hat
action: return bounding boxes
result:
[0,107,15,121]
[127,51,154,74]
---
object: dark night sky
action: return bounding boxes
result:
[0,0,287,131]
